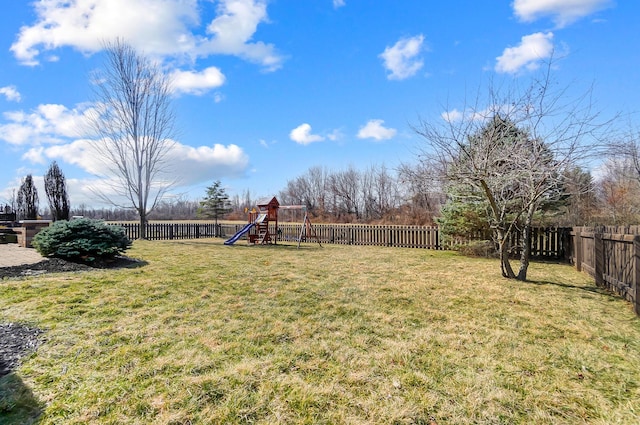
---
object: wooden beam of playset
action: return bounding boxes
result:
[278,205,307,211]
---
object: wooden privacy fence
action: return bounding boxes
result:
[111,221,569,256]
[278,223,442,249]
[570,227,640,315]
[112,221,444,248]
[112,222,223,241]
[508,227,571,260]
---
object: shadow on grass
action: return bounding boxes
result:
[527,278,623,301]
[0,371,43,425]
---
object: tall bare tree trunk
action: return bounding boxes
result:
[87,39,176,239]
[517,202,538,281]
[497,227,516,278]
[139,210,147,240]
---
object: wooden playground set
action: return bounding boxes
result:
[224,197,321,248]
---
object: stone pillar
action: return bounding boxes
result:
[17,220,51,248]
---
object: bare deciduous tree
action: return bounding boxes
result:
[87,39,176,239]
[398,161,446,224]
[596,158,640,224]
[329,166,363,220]
[615,127,640,182]
[413,64,608,280]
[44,161,71,221]
[280,164,410,223]
[17,174,39,220]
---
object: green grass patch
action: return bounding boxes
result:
[2,240,640,424]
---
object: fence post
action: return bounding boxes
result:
[560,227,569,262]
[574,229,582,272]
[634,236,640,315]
[594,232,604,288]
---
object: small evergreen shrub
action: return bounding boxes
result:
[32,218,132,263]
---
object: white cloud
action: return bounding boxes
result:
[0,103,94,145]
[441,104,524,124]
[327,129,343,141]
[21,147,46,164]
[333,0,346,8]
[495,32,554,74]
[440,108,492,123]
[10,0,283,71]
[213,93,224,103]
[168,142,249,184]
[27,139,107,175]
[11,0,198,65]
[0,86,21,102]
[199,0,283,71]
[379,34,425,80]
[290,123,325,145]
[171,67,226,95]
[357,119,397,141]
[24,138,249,199]
[3,98,250,191]
[441,109,464,123]
[513,0,613,27]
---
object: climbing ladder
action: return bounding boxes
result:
[254,213,270,244]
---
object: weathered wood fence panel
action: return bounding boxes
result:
[112,222,572,256]
[113,222,222,241]
[508,227,570,260]
[570,227,640,315]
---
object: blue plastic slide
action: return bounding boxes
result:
[224,222,255,245]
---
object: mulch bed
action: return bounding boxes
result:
[0,323,44,377]
[0,256,142,279]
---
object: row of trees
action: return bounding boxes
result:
[277,164,443,224]
[7,162,71,222]
[6,154,634,229]
[275,160,618,227]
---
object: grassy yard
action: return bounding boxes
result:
[1,240,640,424]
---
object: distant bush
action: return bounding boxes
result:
[32,218,131,263]
[458,240,498,258]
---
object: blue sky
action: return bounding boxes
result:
[0,0,637,208]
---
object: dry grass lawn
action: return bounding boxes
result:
[1,239,640,424]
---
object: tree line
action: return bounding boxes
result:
[277,164,442,224]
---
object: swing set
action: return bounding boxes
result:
[224,196,322,248]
